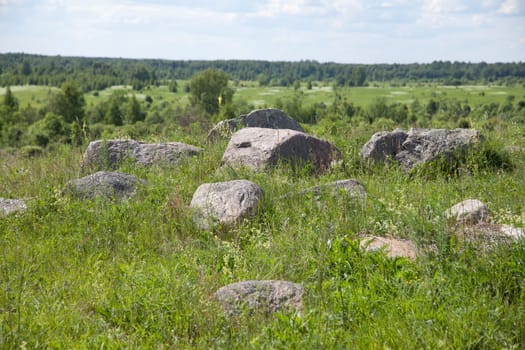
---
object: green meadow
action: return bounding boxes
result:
[3,82,523,111]
[1,81,525,348]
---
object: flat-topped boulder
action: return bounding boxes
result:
[62,171,145,200]
[222,127,339,173]
[214,280,304,316]
[190,180,263,230]
[207,108,304,141]
[0,198,27,217]
[80,139,203,172]
[360,128,482,172]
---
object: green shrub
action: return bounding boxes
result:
[19,145,44,157]
[410,139,513,178]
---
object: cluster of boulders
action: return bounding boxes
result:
[2,108,523,317]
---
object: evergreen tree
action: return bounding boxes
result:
[105,97,123,126]
[47,81,85,123]
[3,86,19,111]
[169,80,178,93]
[126,95,144,123]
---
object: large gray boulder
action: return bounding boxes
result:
[0,198,27,217]
[361,128,482,171]
[222,128,339,173]
[214,280,304,316]
[63,171,145,200]
[207,108,304,141]
[80,139,203,173]
[190,180,263,230]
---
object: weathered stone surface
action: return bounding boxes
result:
[0,198,27,217]
[190,180,263,230]
[360,128,407,162]
[444,199,489,225]
[500,224,525,240]
[207,108,304,141]
[80,139,203,172]
[222,128,339,173]
[63,171,145,200]
[214,280,304,316]
[360,128,482,171]
[360,236,418,259]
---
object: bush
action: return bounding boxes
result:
[19,145,44,157]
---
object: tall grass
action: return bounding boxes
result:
[1,118,524,348]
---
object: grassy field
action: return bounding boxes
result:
[1,82,525,348]
[235,83,525,109]
[1,106,525,348]
[2,82,525,111]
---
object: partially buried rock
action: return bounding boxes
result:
[63,171,145,200]
[499,224,525,240]
[445,200,525,247]
[455,222,524,247]
[360,236,418,260]
[80,139,203,173]
[207,108,304,141]
[222,127,339,173]
[214,280,304,316]
[360,128,482,172]
[444,199,489,225]
[0,198,27,217]
[190,180,263,230]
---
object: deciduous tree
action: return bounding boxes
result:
[189,69,233,115]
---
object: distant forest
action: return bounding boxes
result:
[1,53,524,92]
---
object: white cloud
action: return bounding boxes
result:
[256,0,305,17]
[498,0,520,14]
[327,0,363,15]
[1,0,524,62]
[482,0,497,8]
[38,0,239,26]
[254,0,331,18]
[0,0,19,6]
[424,0,468,14]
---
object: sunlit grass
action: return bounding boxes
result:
[1,112,524,348]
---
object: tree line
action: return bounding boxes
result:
[1,53,524,92]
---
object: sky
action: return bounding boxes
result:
[0,0,524,63]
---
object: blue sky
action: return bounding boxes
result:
[1,0,524,63]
